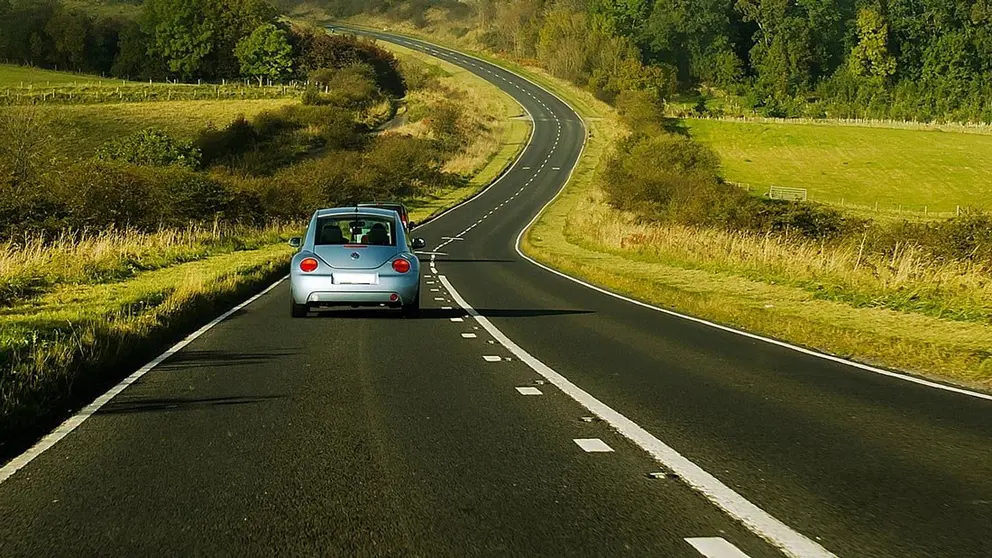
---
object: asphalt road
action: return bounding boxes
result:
[2,28,991,558]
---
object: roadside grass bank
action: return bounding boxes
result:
[683,118,992,217]
[337,17,992,390]
[0,242,294,459]
[519,91,992,391]
[0,38,526,459]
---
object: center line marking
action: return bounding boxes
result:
[516,386,543,395]
[450,317,464,322]
[686,538,752,558]
[483,355,503,362]
[461,333,477,339]
[574,438,613,452]
[438,275,834,558]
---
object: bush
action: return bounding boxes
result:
[96,129,202,169]
[195,116,260,166]
[601,133,721,214]
[57,160,168,230]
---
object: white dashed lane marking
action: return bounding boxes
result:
[516,387,543,395]
[439,275,834,557]
[574,439,614,453]
[461,333,478,339]
[450,317,464,322]
[483,355,503,362]
[685,538,752,558]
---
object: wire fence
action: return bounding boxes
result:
[730,182,965,220]
[0,78,307,106]
[668,112,992,135]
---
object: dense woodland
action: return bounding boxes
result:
[331,0,992,122]
[0,0,405,86]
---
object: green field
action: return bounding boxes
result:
[2,99,295,159]
[0,64,121,87]
[684,119,992,214]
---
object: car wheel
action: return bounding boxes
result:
[291,300,309,318]
[401,290,420,317]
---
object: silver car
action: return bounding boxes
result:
[288,207,427,317]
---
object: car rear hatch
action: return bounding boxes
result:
[312,244,397,270]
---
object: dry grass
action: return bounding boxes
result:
[0,223,298,305]
[374,40,523,177]
[569,199,992,323]
[366,34,531,223]
[0,243,293,452]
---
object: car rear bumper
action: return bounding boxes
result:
[290,274,419,306]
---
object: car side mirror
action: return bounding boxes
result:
[407,221,417,230]
[412,238,427,250]
[288,237,302,248]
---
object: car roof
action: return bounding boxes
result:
[315,207,399,219]
[358,201,407,210]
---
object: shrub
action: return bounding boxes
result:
[96,129,202,169]
[601,133,721,214]
[196,116,260,166]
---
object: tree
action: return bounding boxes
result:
[849,7,896,79]
[293,27,406,97]
[537,6,591,83]
[236,23,293,84]
[46,8,90,71]
[142,0,215,79]
[202,0,277,78]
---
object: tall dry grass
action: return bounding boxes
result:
[567,191,992,322]
[0,222,298,305]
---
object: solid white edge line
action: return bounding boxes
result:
[686,537,753,558]
[489,52,992,405]
[0,275,290,485]
[512,201,992,401]
[438,275,833,558]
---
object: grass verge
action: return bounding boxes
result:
[338,16,992,391]
[0,242,293,459]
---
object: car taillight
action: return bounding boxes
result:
[300,258,318,272]
[392,258,410,273]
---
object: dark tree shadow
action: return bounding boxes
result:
[157,350,297,371]
[98,395,285,416]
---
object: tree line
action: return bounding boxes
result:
[0,0,402,90]
[336,0,992,122]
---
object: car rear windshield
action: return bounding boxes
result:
[314,215,397,246]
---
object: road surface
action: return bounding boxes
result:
[1,27,990,558]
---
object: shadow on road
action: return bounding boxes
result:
[157,350,297,371]
[97,394,284,416]
[309,308,593,320]
[430,258,517,263]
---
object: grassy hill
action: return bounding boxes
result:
[684,118,992,217]
[0,64,122,87]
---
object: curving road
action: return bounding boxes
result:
[1,28,991,558]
